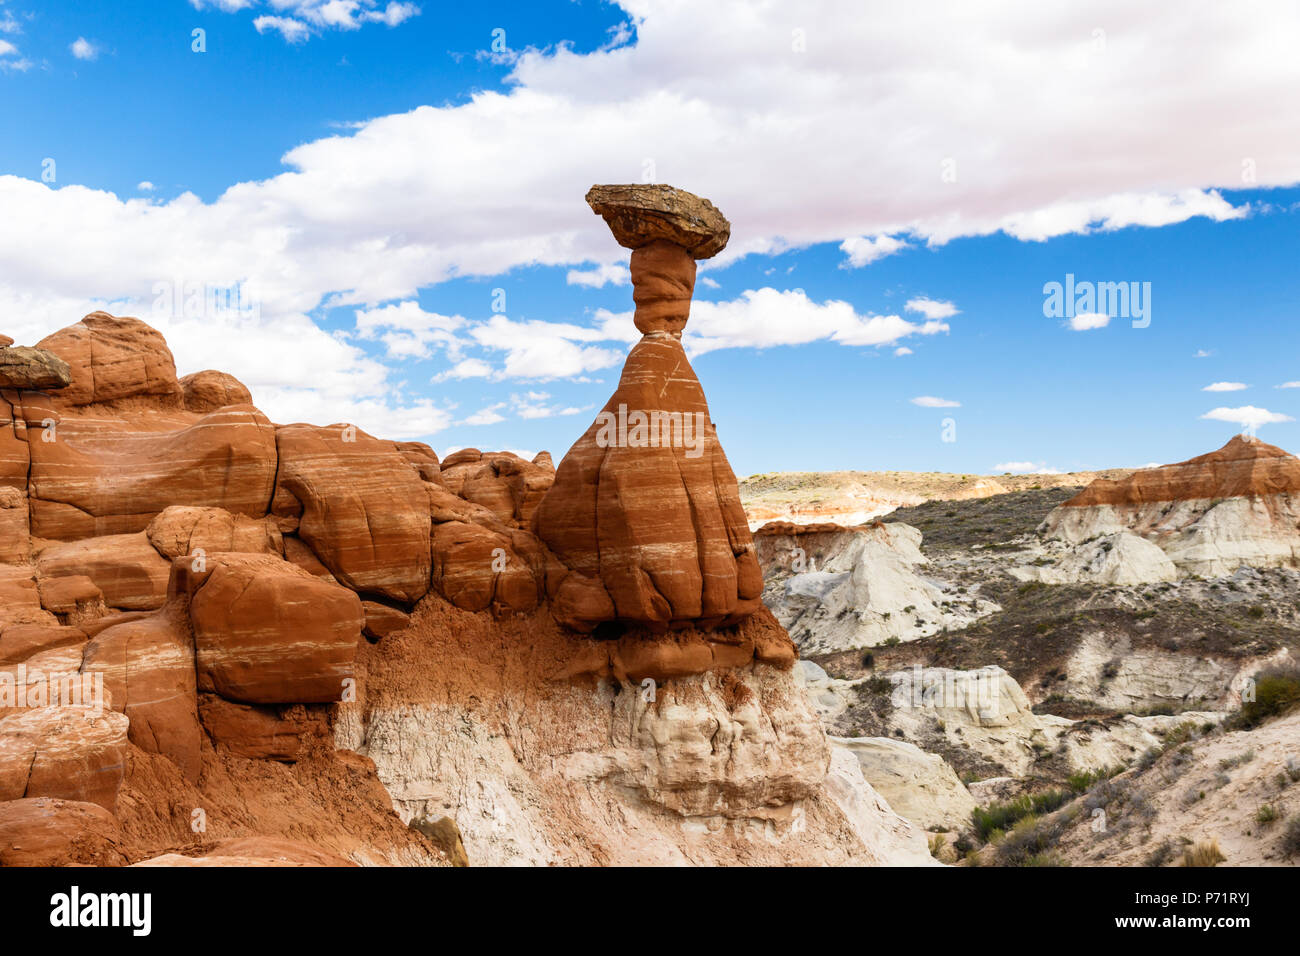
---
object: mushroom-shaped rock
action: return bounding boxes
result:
[0,345,72,389]
[586,184,730,335]
[534,185,762,632]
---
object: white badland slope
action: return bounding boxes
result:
[754,521,998,654]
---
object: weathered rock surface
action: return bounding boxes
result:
[146,505,282,559]
[439,451,553,526]
[37,312,183,408]
[0,566,53,629]
[0,623,86,666]
[883,665,1221,778]
[0,345,72,390]
[198,695,328,762]
[755,521,998,652]
[832,735,977,833]
[80,606,202,779]
[0,486,28,559]
[346,603,933,866]
[179,369,253,412]
[536,340,761,630]
[1009,531,1178,586]
[134,837,354,867]
[27,405,279,540]
[36,574,106,621]
[0,797,129,866]
[37,532,172,610]
[431,521,540,614]
[0,707,129,809]
[1052,710,1300,866]
[188,554,362,704]
[585,183,730,259]
[361,601,410,641]
[274,424,431,603]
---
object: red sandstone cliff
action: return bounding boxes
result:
[0,186,932,867]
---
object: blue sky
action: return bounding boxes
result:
[2,1,1298,477]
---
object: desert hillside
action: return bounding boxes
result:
[750,437,1300,866]
[740,467,1136,529]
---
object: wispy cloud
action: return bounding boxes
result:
[994,461,1062,475]
[911,395,960,408]
[1202,381,1248,392]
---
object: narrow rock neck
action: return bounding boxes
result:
[630,239,696,336]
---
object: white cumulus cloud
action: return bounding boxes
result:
[1068,312,1111,331]
[219,1,419,42]
[69,37,99,60]
[1200,406,1295,430]
[905,297,959,320]
[840,234,908,267]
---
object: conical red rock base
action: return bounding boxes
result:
[535,332,762,632]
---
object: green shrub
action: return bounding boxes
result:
[972,789,1072,842]
[1233,665,1300,729]
[1067,766,1120,794]
[1218,750,1255,772]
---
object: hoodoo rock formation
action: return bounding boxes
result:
[0,185,935,867]
[535,185,764,632]
[1040,434,1300,577]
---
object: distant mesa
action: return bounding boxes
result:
[1042,434,1300,578]
[1060,434,1300,507]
